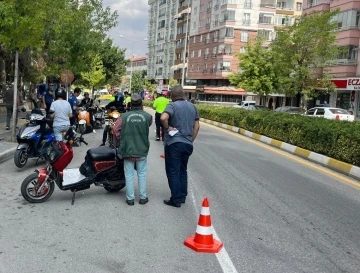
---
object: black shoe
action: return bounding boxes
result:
[181,199,186,204]
[163,199,181,208]
[139,198,148,205]
[156,137,160,141]
[5,127,9,130]
[126,199,134,206]
[100,143,105,146]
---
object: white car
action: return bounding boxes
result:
[304,107,354,121]
[233,100,256,108]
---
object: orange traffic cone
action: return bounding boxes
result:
[184,197,223,253]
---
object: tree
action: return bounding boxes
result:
[228,37,279,96]
[81,54,106,94]
[168,77,178,87]
[128,70,145,93]
[144,79,156,95]
[98,38,127,86]
[271,10,339,98]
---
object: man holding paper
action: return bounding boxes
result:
[160,85,200,208]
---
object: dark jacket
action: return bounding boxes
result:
[79,98,94,108]
[118,107,152,158]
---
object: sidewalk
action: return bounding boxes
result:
[0,113,28,163]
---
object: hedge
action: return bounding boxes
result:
[196,105,360,167]
[143,101,360,166]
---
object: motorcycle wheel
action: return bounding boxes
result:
[79,124,86,135]
[104,184,125,192]
[21,173,55,203]
[14,148,28,168]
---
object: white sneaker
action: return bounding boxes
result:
[93,129,96,133]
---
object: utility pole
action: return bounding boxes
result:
[11,49,19,142]
[181,3,190,87]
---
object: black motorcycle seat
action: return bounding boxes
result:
[87,146,115,161]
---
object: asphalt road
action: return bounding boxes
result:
[0,109,359,273]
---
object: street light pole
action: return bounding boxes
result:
[181,2,190,88]
[119,35,147,93]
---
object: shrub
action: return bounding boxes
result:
[196,105,360,166]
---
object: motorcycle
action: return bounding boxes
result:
[106,108,121,148]
[14,108,55,168]
[20,127,126,204]
[77,107,92,135]
[93,105,105,129]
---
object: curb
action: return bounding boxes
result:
[200,118,360,181]
[0,146,16,164]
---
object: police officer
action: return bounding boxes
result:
[153,90,169,141]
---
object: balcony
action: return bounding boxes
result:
[205,38,210,44]
[306,0,331,9]
[325,59,357,66]
[211,68,217,73]
[156,49,164,53]
[203,69,208,73]
[214,4,219,10]
[213,20,219,27]
[244,3,252,8]
[204,54,209,59]
[159,1,166,6]
[213,37,218,42]
[170,34,174,40]
[219,67,232,72]
[205,23,211,29]
[242,20,251,25]
[159,12,166,17]
[207,7,212,13]
[158,25,165,30]
[212,53,217,58]
[157,37,165,41]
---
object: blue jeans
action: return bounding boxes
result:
[124,157,148,200]
[164,142,193,204]
[53,125,69,141]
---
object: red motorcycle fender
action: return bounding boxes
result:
[36,168,49,185]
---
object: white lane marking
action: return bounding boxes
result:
[189,176,238,273]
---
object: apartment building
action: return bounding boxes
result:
[172,0,192,83]
[126,56,148,77]
[147,0,178,83]
[303,0,360,118]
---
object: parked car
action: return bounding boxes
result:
[233,100,256,108]
[304,107,354,121]
[275,106,305,114]
[247,105,270,111]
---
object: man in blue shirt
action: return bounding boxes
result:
[68,88,81,126]
[42,82,55,113]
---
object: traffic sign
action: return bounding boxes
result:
[60,70,74,84]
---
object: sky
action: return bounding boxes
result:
[103,0,149,58]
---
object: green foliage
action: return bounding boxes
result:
[142,100,154,107]
[144,80,156,94]
[168,77,178,87]
[229,10,340,98]
[129,70,145,93]
[229,37,279,96]
[271,10,340,97]
[81,54,105,89]
[196,105,360,166]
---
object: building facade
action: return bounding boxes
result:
[303,0,360,118]
[147,0,179,82]
[126,56,148,77]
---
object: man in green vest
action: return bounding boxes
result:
[117,94,153,206]
[153,90,169,141]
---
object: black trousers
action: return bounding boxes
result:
[155,112,164,139]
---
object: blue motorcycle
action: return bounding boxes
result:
[14,109,55,168]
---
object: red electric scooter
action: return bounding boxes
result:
[21,127,125,204]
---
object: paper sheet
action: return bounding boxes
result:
[62,168,86,186]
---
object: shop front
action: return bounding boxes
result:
[330,78,360,118]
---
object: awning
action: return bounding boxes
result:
[181,7,191,15]
[177,63,188,69]
[204,86,246,95]
[170,65,179,70]
[183,86,196,93]
[173,14,180,19]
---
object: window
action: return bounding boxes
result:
[259,13,273,24]
[198,49,202,57]
[244,0,252,9]
[197,64,200,71]
[306,109,316,115]
[218,61,231,71]
[190,64,194,72]
[241,30,248,42]
[192,50,195,57]
[333,10,360,30]
[220,27,234,38]
[213,30,219,41]
[336,45,358,61]
[199,19,203,27]
[192,21,197,29]
[193,36,196,43]
[315,109,325,116]
[213,47,217,54]
[199,35,203,42]
[200,4,204,12]
[258,29,273,41]
[194,7,198,14]
[277,2,286,9]
[240,47,246,53]
[275,15,293,26]
[296,2,302,11]
[243,13,251,25]
[221,9,236,21]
